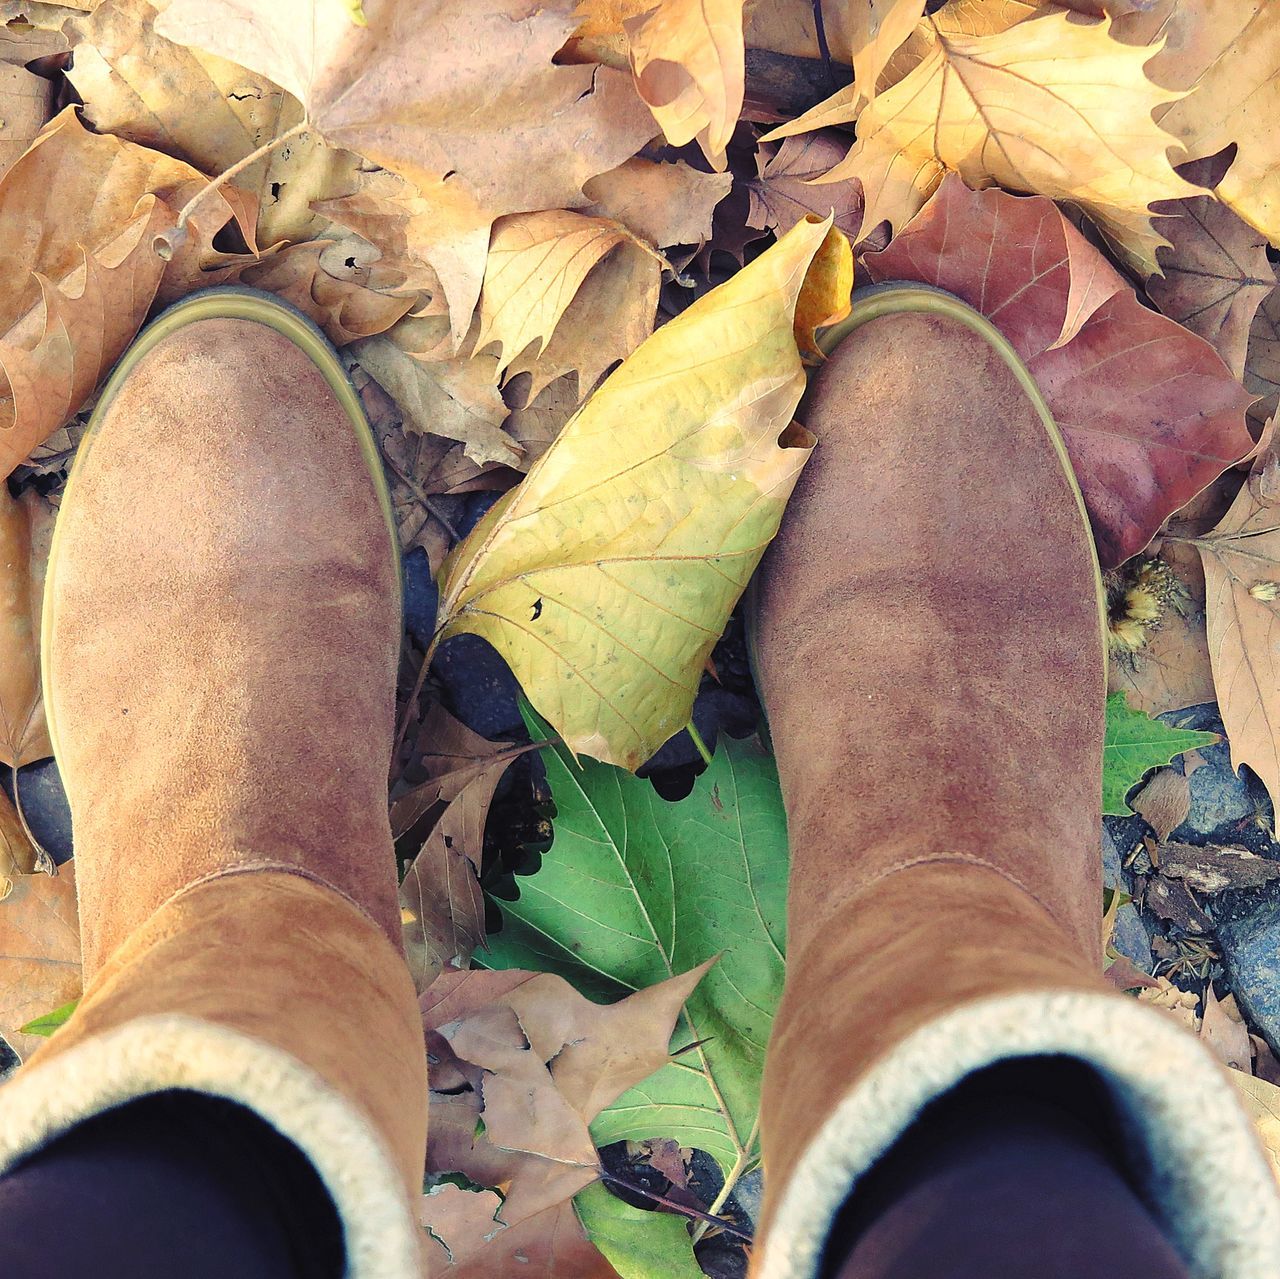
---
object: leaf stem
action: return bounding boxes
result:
[687,719,713,766]
[598,1171,753,1243]
[692,1114,760,1244]
[155,120,308,258]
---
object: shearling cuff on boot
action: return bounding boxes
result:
[754,866,1280,1279]
[0,872,429,1279]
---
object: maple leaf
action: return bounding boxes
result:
[0,860,80,1063]
[418,963,709,1274]
[473,211,659,381]
[1102,691,1216,815]
[155,0,656,340]
[431,217,848,769]
[765,7,1198,273]
[236,241,413,346]
[863,177,1254,567]
[0,486,52,769]
[746,131,864,241]
[1246,286,1280,428]
[0,108,257,475]
[67,0,367,248]
[623,0,746,167]
[1147,152,1276,381]
[580,157,731,250]
[487,731,787,1195]
[1193,442,1280,812]
[352,318,518,468]
[0,63,50,182]
[1129,0,1280,248]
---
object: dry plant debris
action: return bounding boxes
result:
[1,1,1280,1272]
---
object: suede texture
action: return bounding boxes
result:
[43,317,404,976]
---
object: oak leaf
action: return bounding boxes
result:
[623,0,745,166]
[864,177,1253,567]
[432,216,849,770]
[1147,152,1275,381]
[67,0,366,248]
[580,157,730,249]
[1193,440,1280,812]
[418,963,708,1274]
[352,318,518,468]
[0,860,79,1063]
[155,0,656,340]
[0,108,257,475]
[765,7,1197,272]
[0,486,51,769]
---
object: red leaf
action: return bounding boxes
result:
[864,177,1254,567]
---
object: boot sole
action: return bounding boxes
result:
[40,285,402,768]
[747,282,1109,729]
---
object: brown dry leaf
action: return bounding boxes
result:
[0,2,73,62]
[503,374,582,469]
[1131,767,1191,842]
[1131,0,1280,249]
[848,1,926,105]
[1194,443,1280,811]
[623,0,745,167]
[476,210,661,402]
[1247,287,1280,429]
[864,177,1253,567]
[1147,152,1275,381]
[580,157,730,249]
[0,62,51,180]
[0,486,52,768]
[156,0,656,340]
[765,7,1197,273]
[352,318,517,468]
[399,759,508,992]
[1108,541,1216,717]
[747,131,863,241]
[1201,986,1251,1072]
[1,789,40,897]
[418,962,709,1268]
[1138,974,1201,1033]
[1232,1072,1280,1184]
[238,241,412,346]
[0,859,80,1062]
[67,0,366,247]
[0,108,257,475]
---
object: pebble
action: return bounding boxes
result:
[1218,898,1280,1054]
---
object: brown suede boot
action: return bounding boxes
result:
[750,286,1280,1279]
[0,290,427,1277]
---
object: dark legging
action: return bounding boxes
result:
[0,1059,1192,1278]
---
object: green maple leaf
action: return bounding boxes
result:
[1102,691,1217,816]
[484,728,788,1199]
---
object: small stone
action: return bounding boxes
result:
[1171,738,1256,842]
[1219,898,1280,1054]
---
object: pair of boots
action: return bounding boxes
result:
[1,288,1276,1276]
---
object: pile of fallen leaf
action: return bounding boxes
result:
[5,0,1280,1273]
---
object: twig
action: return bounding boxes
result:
[600,1171,753,1243]
[811,0,836,91]
[155,120,308,259]
[11,766,54,875]
[383,453,463,540]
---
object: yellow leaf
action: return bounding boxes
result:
[850,1,926,105]
[476,209,661,402]
[765,9,1197,272]
[155,0,655,340]
[625,0,746,165]
[1131,0,1280,248]
[68,0,366,248]
[0,487,52,770]
[1231,1071,1280,1185]
[433,217,850,770]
